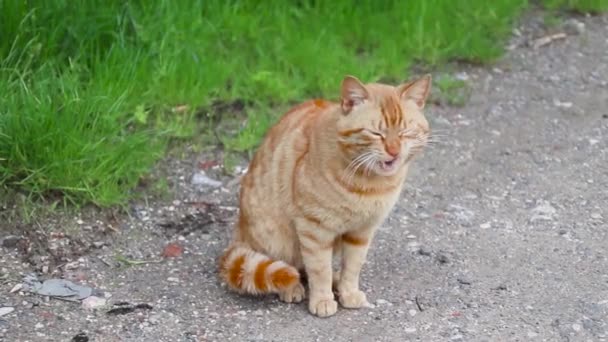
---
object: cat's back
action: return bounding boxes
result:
[264,99,333,146]
[241,99,334,205]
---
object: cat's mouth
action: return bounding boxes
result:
[378,157,400,173]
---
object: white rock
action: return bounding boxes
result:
[572,323,582,332]
[167,277,179,283]
[531,201,557,222]
[480,222,491,229]
[10,283,23,293]
[0,307,15,317]
[404,327,417,334]
[553,99,573,108]
[591,213,603,220]
[408,309,417,317]
[82,296,107,310]
[191,171,222,188]
[35,322,44,330]
[375,299,391,306]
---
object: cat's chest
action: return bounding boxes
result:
[339,191,402,229]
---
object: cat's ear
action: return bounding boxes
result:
[398,74,432,109]
[341,75,369,114]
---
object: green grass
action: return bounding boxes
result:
[1,0,603,208]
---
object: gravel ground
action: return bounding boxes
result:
[1,13,607,342]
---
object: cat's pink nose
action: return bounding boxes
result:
[385,143,400,157]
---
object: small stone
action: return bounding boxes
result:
[1,235,21,248]
[408,309,417,317]
[92,241,105,249]
[35,323,44,330]
[479,222,491,229]
[531,201,557,222]
[437,253,450,264]
[590,213,603,220]
[167,277,179,283]
[406,234,416,239]
[450,334,464,341]
[0,307,14,317]
[553,99,573,108]
[191,171,222,188]
[563,18,585,35]
[457,277,472,285]
[572,323,582,332]
[253,309,264,317]
[376,299,391,306]
[65,261,80,270]
[237,310,247,316]
[527,331,539,338]
[10,283,23,293]
[82,296,107,310]
[404,327,417,334]
[418,247,432,256]
[76,219,84,225]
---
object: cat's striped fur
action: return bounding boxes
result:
[219,75,432,317]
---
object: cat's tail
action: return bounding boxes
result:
[218,244,300,295]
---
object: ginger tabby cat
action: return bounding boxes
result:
[219,74,432,317]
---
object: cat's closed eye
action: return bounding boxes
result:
[366,129,385,138]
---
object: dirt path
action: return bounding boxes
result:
[1,14,607,342]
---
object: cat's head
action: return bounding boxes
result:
[336,74,432,177]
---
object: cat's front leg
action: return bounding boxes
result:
[295,218,338,318]
[337,228,375,309]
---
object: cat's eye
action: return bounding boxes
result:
[367,130,384,139]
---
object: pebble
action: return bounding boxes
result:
[572,323,582,332]
[479,222,491,229]
[527,331,539,338]
[10,283,23,293]
[1,235,21,248]
[35,323,44,330]
[418,247,432,256]
[376,299,392,306]
[191,171,222,188]
[590,213,603,220]
[167,277,179,283]
[404,327,417,334]
[0,307,14,317]
[82,296,107,310]
[564,18,585,35]
[408,309,417,317]
[531,201,557,222]
[437,253,450,264]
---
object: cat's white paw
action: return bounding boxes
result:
[338,289,370,309]
[279,283,306,303]
[309,296,338,317]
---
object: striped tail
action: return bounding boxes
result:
[218,245,300,295]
